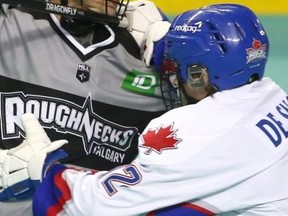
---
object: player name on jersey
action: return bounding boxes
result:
[256,96,288,147]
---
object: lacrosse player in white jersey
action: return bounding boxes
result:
[1,3,288,216]
[0,0,171,215]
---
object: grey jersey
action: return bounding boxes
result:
[0,5,166,170]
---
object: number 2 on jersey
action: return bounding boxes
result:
[102,165,142,196]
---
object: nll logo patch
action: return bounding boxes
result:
[76,63,91,83]
[122,69,160,96]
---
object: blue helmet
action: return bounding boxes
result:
[162,4,269,96]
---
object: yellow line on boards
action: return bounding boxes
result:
[149,0,288,15]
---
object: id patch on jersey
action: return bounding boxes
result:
[122,69,160,96]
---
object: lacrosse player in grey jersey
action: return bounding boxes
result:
[0,0,171,215]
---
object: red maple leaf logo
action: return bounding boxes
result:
[140,123,182,155]
[252,38,261,49]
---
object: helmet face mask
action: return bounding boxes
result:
[161,58,213,109]
[113,0,129,21]
[60,0,129,36]
[161,4,269,110]
[90,0,129,22]
[160,58,182,110]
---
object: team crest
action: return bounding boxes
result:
[246,38,267,63]
[139,123,182,155]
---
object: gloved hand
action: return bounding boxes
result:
[142,20,170,67]
[0,113,68,201]
[125,0,171,66]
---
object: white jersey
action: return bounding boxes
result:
[33,77,288,215]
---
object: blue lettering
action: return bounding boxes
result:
[102,165,142,196]
[277,100,288,118]
[256,119,282,147]
[267,113,288,138]
[256,96,288,147]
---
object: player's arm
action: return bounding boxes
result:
[32,163,142,215]
[31,118,186,215]
[25,112,215,215]
[125,0,171,67]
